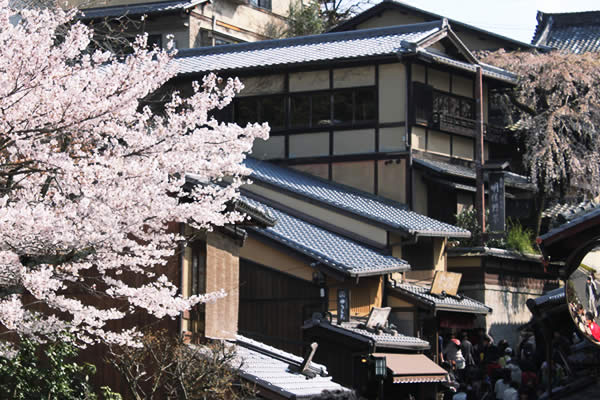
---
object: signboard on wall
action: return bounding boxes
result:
[488,171,506,233]
[337,288,350,324]
[430,271,462,296]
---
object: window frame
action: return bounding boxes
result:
[232,85,377,133]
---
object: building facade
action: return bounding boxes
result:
[69,0,302,50]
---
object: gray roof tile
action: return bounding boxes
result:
[542,201,599,224]
[539,207,600,243]
[79,0,205,19]
[233,335,349,399]
[533,11,600,53]
[391,282,491,314]
[413,157,536,191]
[243,196,410,277]
[304,317,430,350]
[175,21,517,82]
[245,158,470,238]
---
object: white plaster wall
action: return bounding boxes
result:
[460,283,546,348]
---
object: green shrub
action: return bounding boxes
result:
[505,220,537,254]
[0,338,117,400]
[452,210,537,254]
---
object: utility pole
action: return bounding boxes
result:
[475,66,486,243]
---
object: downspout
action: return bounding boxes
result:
[406,60,414,210]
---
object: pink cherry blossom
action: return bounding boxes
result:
[0,1,268,357]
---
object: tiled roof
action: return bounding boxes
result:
[176,21,438,73]
[175,21,517,83]
[539,207,600,245]
[243,196,409,277]
[304,317,430,351]
[421,49,517,83]
[542,201,599,225]
[390,282,491,314]
[78,0,205,19]
[447,247,542,263]
[330,0,533,51]
[413,157,536,191]
[533,11,600,53]
[233,335,349,399]
[245,158,470,238]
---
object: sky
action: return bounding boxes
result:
[364,0,600,44]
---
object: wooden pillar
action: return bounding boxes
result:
[475,66,486,241]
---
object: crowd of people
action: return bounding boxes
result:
[568,272,600,342]
[438,330,570,400]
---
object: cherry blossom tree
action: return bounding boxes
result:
[480,50,600,233]
[0,1,268,356]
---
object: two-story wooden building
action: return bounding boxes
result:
[69,0,300,49]
[172,17,550,351]
[175,18,535,225]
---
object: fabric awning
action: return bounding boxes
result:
[372,353,449,384]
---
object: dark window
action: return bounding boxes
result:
[412,82,434,123]
[334,91,353,125]
[433,92,475,120]
[214,37,233,46]
[290,95,310,128]
[312,93,331,127]
[210,104,233,123]
[234,86,375,130]
[402,237,435,270]
[355,88,376,122]
[191,243,206,296]
[248,0,271,11]
[234,97,258,126]
[260,95,285,130]
[147,34,162,49]
[191,242,206,335]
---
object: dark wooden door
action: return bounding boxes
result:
[239,259,323,356]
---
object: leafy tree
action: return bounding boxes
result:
[0,2,267,354]
[285,0,325,37]
[0,338,108,399]
[479,50,600,233]
[267,0,374,38]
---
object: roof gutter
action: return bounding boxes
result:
[434,304,492,315]
[349,264,410,278]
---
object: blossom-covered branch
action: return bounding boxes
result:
[0,1,268,355]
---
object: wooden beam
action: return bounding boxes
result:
[475,66,486,239]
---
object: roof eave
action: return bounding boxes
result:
[434,304,492,315]
[249,228,408,279]
[175,53,402,78]
[374,341,430,352]
[407,230,471,239]
[350,264,411,278]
